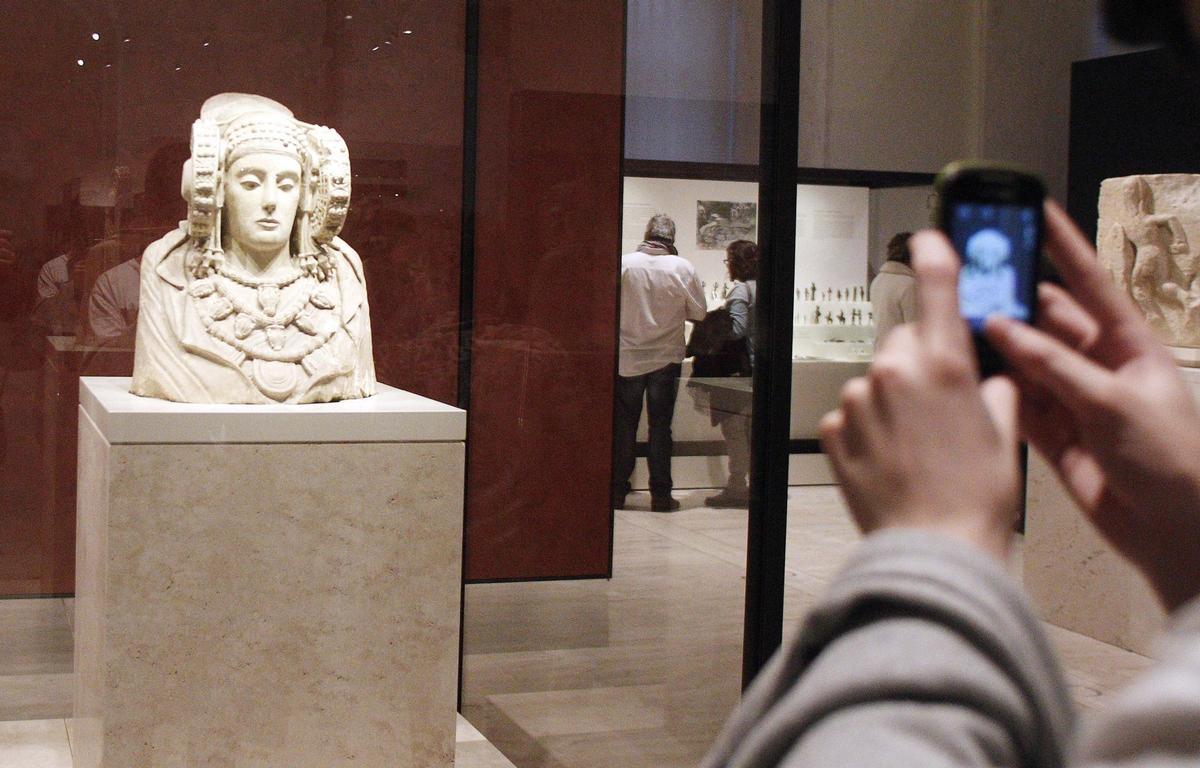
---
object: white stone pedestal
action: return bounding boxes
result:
[1023,367,1200,656]
[74,377,466,767]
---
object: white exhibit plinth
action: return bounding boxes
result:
[74,377,466,767]
[1023,368,1200,656]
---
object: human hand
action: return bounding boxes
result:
[820,232,1021,561]
[986,202,1200,610]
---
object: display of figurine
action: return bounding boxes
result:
[130,93,376,404]
[1098,174,1200,362]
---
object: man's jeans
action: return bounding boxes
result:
[612,362,681,499]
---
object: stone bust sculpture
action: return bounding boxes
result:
[131,93,376,403]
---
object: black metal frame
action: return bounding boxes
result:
[743,0,802,687]
[623,158,934,188]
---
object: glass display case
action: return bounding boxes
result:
[0,2,1102,767]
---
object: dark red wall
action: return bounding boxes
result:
[466,1,625,580]
[0,1,465,594]
[0,0,624,592]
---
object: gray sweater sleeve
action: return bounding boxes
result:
[700,529,1076,768]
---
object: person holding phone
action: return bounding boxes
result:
[700,202,1200,767]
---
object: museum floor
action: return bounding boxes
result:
[1,486,1155,767]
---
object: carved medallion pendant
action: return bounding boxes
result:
[189,269,343,401]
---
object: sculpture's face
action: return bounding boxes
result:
[965,228,1012,271]
[223,152,303,257]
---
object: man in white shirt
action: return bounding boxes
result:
[613,214,707,512]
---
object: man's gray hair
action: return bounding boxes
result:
[644,213,676,243]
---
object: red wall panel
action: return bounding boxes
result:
[467,1,625,580]
[0,1,464,594]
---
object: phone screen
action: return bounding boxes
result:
[948,202,1040,331]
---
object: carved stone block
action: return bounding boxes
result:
[1098,174,1200,361]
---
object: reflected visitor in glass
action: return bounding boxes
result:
[82,143,189,349]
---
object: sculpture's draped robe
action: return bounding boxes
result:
[131,227,376,404]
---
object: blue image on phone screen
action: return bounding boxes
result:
[950,203,1038,331]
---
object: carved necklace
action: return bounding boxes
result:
[190,262,341,362]
[215,263,305,288]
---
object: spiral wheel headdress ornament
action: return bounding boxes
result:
[305,126,351,245]
[185,118,222,241]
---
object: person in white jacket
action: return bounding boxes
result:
[869,232,917,348]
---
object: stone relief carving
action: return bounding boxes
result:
[1098,174,1200,360]
[131,93,376,403]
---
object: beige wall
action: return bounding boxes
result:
[799,0,1098,200]
[975,0,1097,200]
[800,0,980,171]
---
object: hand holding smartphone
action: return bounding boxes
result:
[934,161,1045,377]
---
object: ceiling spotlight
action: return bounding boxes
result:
[105,63,112,68]
[344,14,353,20]
[174,65,181,71]
[403,29,413,35]
[123,37,131,43]
[371,45,380,52]
[91,32,100,41]
[202,41,210,47]
[76,59,84,66]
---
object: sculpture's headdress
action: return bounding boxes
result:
[181,93,351,280]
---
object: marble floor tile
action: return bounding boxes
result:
[0,720,72,768]
[457,714,519,768]
[464,486,1157,768]
[0,599,72,676]
[0,716,515,768]
[0,674,73,721]
[489,685,668,738]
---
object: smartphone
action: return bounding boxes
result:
[934,161,1045,377]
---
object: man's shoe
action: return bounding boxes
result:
[705,489,749,508]
[651,495,681,512]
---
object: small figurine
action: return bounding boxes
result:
[837,311,846,324]
[814,306,822,323]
